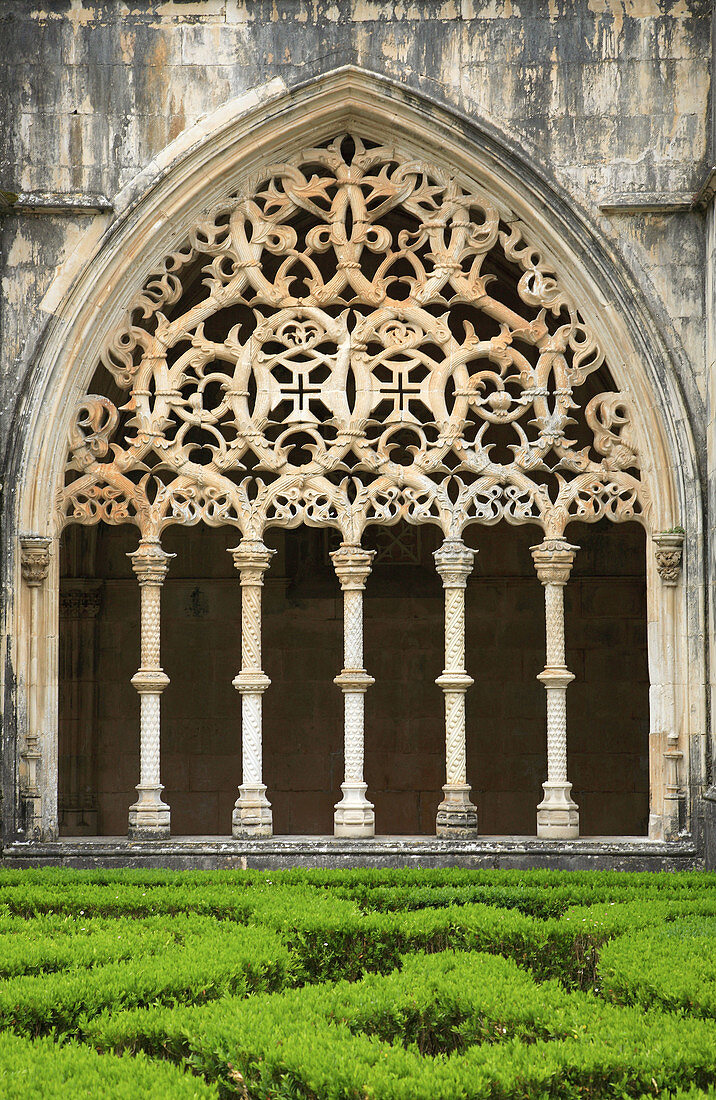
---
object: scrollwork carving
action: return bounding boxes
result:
[58,134,648,543]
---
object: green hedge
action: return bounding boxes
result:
[598,916,716,1018]
[86,950,716,1099]
[0,917,291,1037]
[0,1031,217,1099]
[0,870,714,1097]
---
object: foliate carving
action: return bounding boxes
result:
[434,539,475,590]
[59,134,647,545]
[129,539,173,588]
[330,546,375,592]
[20,537,51,586]
[531,539,578,587]
[653,532,684,586]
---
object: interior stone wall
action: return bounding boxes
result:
[59,519,648,837]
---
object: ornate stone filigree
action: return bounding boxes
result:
[58,134,647,545]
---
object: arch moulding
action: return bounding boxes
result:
[4,66,706,851]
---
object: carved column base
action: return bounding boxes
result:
[536,781,579,839]
[334,782,375,837]
[436,784,478,836]
[128,785,170,839]
[233,785,273,837]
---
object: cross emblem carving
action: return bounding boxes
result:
[281,366,327,425]
[376,362,426,424]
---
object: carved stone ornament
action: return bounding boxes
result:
[653,531,684,586]
[58,134,648,546]
[20,536,51,586]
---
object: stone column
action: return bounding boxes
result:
[330,545,376,838]
[531,538,579,839]
[127,538,173,839]
[433,538,478,836]
[230,539,275,837]
[20,536,52,838]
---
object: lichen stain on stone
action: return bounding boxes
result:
[141,33,174,156]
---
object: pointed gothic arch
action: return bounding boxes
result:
[4,68,703,849]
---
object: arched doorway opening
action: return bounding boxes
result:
[11,71,700,851]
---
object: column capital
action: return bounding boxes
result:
[229,539,275,585]
[530,539,578,585]
[128,538,174,585]
[330,544,375,590]
[652,531,684,586]
[433,538,475,588]
[20,535,51,586]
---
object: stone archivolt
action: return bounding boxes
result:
[57,134,646,544]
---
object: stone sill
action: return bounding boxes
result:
[1,835,700,871]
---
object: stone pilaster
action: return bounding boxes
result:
[20,536,51,839]
[331,545,376,838]
[230,539,275,837]
[531,538,579,840]
[127,538,173,839]
[433,538,478,836]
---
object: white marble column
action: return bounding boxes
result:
[331,545,376,837]
[127,538,173,839]
[433,538,478,836]
[531,538,579,839]
[20,536,52,838]
[230,539,275,837]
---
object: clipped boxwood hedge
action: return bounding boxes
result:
[0,869,713,1097]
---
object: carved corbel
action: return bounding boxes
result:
[653,531,684,586]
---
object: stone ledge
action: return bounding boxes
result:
[1,192,113,216]
[598,192,694,214]
[1,835,701,871]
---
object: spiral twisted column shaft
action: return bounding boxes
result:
[532,539,579,839]
[331,545,376,838]
[127,538,173,839]
[230,540,275,837]
[433,539,478,837]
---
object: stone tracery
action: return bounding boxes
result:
[54,133,652,840]
[58,133,647,544]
